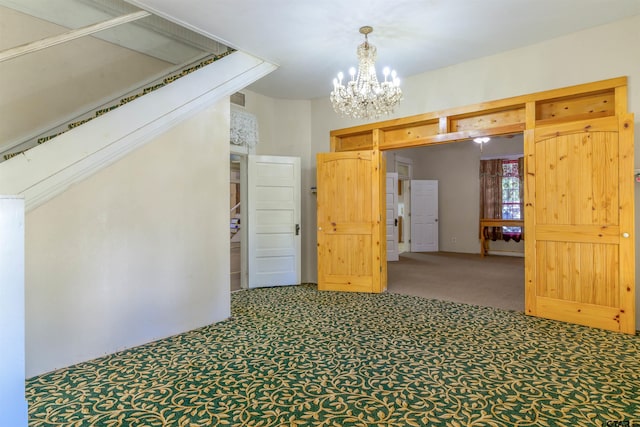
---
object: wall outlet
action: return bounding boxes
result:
[451,237,457,244]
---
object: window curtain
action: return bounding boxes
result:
[479,158,525,242]
[479,159,504,241]
[517,156,524,240]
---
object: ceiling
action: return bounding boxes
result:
[126,0,640,100]
[5,0,640,100]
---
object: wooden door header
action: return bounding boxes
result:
[330,76,628,152]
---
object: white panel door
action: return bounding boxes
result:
[386,173,399,261]
[411,180,438,252]
[247,155,301,288]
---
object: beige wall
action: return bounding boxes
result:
[0,6,172,148]
[238,90,316,282]
[24,101,230,377]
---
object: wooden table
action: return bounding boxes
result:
[479,219,524,257]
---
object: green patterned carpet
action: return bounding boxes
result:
[27,284,639,426]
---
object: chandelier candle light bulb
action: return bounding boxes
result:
[330,26,402,119]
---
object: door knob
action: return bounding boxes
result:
[622,232,630,238]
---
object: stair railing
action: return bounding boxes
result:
[1,50,233,162]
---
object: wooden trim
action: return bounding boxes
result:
[618,114,636,334]
[330,77,628,152]
[379,124,525,151]
[523,129,537,317]
[371,130,383,293]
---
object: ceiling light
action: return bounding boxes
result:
[330,26,402,120]
[474,137,490,152]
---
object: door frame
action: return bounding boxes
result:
[229,152,248,289]
[386,172,399,261]
[395,155,413,253]
[327,77,635,334]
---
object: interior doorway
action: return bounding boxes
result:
[389,136,525,257]
[386,136,525,311]
[230,154,243,291]
[395,155,412,254]
[323,77,635,333]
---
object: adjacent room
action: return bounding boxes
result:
[386,135,526,311]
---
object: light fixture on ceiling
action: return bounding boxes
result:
[474,137,490,152]
[330,26,402,120]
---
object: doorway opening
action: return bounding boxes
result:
[386,135,525,311]
[395,156,412,254]
[230,154,246,292]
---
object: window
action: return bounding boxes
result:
[479,157,524,242]
[501,160,521,234]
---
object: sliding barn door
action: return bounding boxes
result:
[316,150,386,293]
[525,115,635,333]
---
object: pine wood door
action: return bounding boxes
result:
[525,114,635,333]
[316,150,386,293]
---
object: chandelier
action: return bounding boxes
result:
[330,26,402,120]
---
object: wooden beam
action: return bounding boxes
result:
[0,10,151,63]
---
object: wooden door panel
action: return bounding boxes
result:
[535,241,619,305]
[323,235,373,276]
[536,296,623,332]
[317,150,385,293]
[535,126,619,226]
[526,114,635,333]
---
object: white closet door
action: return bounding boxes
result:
[411,180,438,252]
[247,155,301,288]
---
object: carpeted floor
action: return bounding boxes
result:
[388,252,524,312]
[27,284,639,426]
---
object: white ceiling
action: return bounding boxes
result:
[126,0,640,100]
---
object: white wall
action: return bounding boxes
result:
[0,196,27,426]
[309,15,640,329]
[24,101,230,377]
